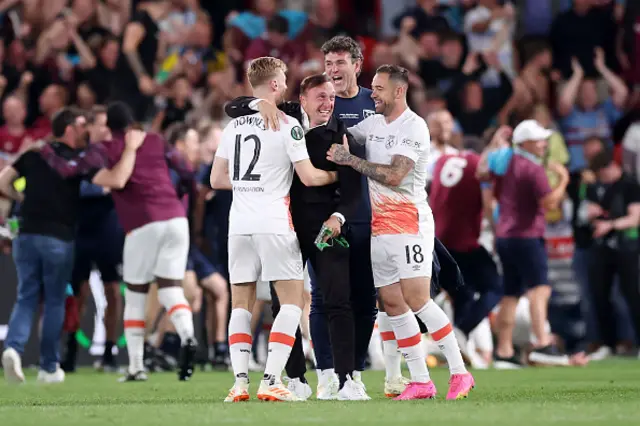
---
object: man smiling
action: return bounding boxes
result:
[225,73,367,400]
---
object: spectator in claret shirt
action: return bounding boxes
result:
[477,120,570,368]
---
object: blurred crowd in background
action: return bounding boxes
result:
[2,0,640,371]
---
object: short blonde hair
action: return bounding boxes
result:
[247,57,287,88]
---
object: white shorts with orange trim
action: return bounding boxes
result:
[228,233,304,285]
[123,217,190,284]
[370,215,434,288]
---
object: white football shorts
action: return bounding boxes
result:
[123,217,190,284]
[370,214,434,288]
[228,233,304,285]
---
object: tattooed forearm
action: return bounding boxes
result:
[346,155,414,187]
[347,155,394,184]
[125,50,148,79]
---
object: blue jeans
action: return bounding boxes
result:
[4,234,74,372]
[572,247,635,345]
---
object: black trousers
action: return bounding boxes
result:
[588,245,640,347]
[269,219,357,379]
[299,224,355,376]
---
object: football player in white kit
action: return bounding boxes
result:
[327,64,475,401]
[209,57,336,402]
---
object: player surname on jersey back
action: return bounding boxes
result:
[232,115,267,131]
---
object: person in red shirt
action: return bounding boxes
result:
[429,150,502,337]
[0,96,35,155]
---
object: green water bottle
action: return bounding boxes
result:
[7,217,19,239]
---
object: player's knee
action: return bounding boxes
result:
[378,285,406,316]
[527,284,552,302]
[189,287,203,314]
[273,280,304,309]
[231,284,255,311]
[400,277,431,312]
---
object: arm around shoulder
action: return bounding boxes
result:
[294,159,337,187]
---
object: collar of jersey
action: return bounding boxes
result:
[383,107,411,126]
[513,147,543,165]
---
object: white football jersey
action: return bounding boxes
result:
[216,113,309,235]
[349,108,431,236]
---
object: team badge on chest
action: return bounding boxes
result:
[385,135,396,149]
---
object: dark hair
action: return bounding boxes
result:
[375,64,410,86]
[86,105,107,124]
[166,122,191,146]
[52,107,81,138]
[266,15,289,35]
[300,74,331,94]
[589,149,615,172]
[321,35,363,62]
[106,101,134,132]
[439,31,461,45]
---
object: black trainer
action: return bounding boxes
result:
[61,334,78,373]
[493,353,523,370]
[529,345,569,366]
[178,338,197,381]
[118,371,148,382]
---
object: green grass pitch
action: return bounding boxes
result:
[1,360,639,426]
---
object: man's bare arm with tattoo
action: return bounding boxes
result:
[327,137,414,187]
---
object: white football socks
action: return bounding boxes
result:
[376,312,403,380]
[388,310,430,383]
[415,299,467,375]
[157,286,195,345]
[228,308,253,380]
[263,304,301,382]
[123,289,147,375]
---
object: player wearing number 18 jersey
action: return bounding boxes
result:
[328,65,474,401]
[430,152,502,336]
[210,57,335,402]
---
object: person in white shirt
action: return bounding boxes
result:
[327,64,475,401]
[209,57,335,403]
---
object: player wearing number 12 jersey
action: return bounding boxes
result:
[430,151,502,337]
[209,57,335,402]
[328,64,474,400]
